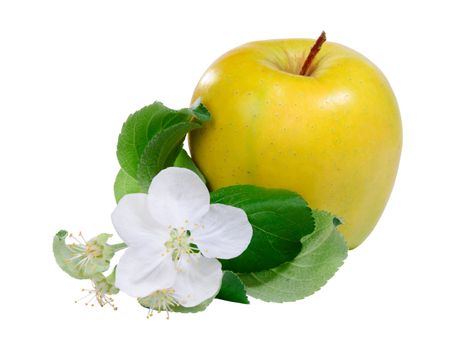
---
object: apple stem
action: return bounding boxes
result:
[299,31,327,76]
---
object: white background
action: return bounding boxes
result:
[1,0,466,349]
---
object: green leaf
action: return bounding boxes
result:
[53,230,115,280]
[173,149,206,183]
[117,102,187,179]
[117,101,212,192]
[114,169,142,203]
[136,122,202,191]
[239,211,348,302]
[216,271,249,304]
[117,101,211,181]
[211,185,315,273]
[178,100,211,123]
[189,100,211,122]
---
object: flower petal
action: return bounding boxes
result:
[147,167,210,228]
[115,246,176,298]
[112,193,168,246]
[191,204,253,259]
[172,255,222,307]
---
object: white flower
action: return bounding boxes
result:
[111,167,253,309]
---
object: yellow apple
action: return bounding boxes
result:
[189,37,402,248]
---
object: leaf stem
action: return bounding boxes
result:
[110,243,128,252]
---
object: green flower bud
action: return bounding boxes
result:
[53,230,116,279]
[93,267,119,294]
[139,289,179,319]
[76,267,119,310]
[138,290,214,319]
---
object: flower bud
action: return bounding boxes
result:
[92,267,119,296]
[53,230,115,279]
[76,268,119,310]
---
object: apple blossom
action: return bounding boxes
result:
[75,268,119,310]
[53,230,117,279]
[112,167,252,314]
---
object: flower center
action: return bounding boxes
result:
[67,233,103,269]
[85,243,103,258]
[75,283,117,310]
[164,227,199,261]
[140,289,179,319]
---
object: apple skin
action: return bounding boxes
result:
[189,39,402,248]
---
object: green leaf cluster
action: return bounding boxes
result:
[114,101,210,199]
[54,100,349,315]
[212,190,347,304]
